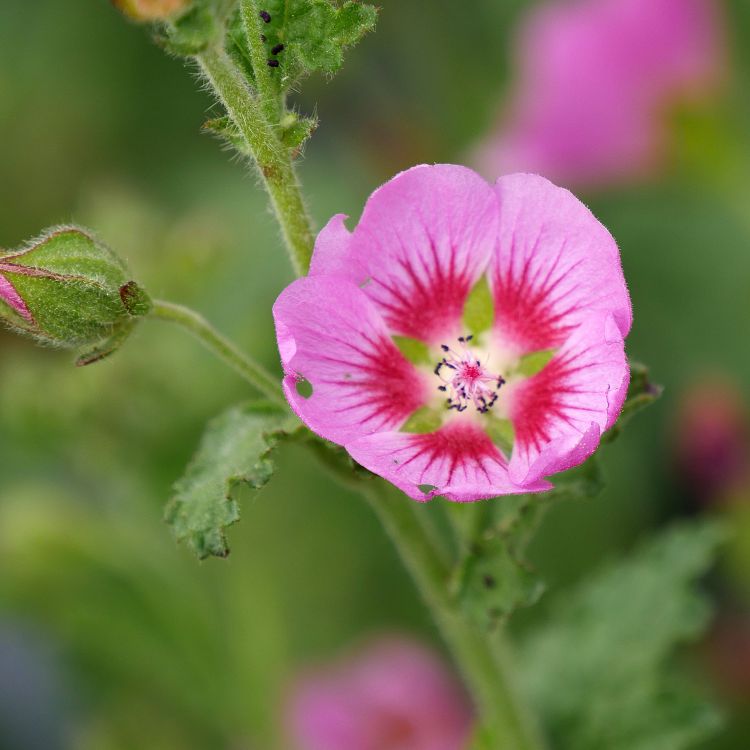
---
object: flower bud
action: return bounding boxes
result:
[0,226,151,363]
[674,377,750,503]
[112,0,190,22]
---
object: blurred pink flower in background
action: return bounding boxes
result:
[674,377,750,503]
[474,0,725,188]
[286,637,473,750]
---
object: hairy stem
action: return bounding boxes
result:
[240,0,281,122]
[149,300,284,405]
[362,481,547,750]
[197,46,315,276]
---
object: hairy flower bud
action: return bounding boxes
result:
[112,0,190,22]
[0,226,151,364]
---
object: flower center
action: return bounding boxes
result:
[434,335,505,414]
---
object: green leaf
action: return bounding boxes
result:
[462,276,494,335]
[520,520,726,750]
[249,0,377,88]
[455,495,548,629]
[453,457,603,628]
[202,115,253,156]
[279,112,319,153]
[401,406,443,434]
[604,360,663,443]
[393,335,432,365]
[160,3,217,56]
[516,349,556,378]
[165,401,299,559]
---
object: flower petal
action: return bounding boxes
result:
[311,165,499,345]
[273,276,429,446]
[490,173,631,355]
[308,214,360,279]
[508,313,629,485]
[0,271,33,322]
[347,420,551,502]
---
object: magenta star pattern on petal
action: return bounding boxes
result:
[273,164,631,502]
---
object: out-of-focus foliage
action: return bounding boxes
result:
[521,521,726,750]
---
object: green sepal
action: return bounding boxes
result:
[393,335,432,365]
[75,319,137,367]
[401,406,443,434]
[279,112,319,153]
[119,280,152,317]
[165,401,300,559]
[0,226,149,355]
[462,276,494,335]
[483,414,515,455]
[516,348,556,378]
[202,115,252,156]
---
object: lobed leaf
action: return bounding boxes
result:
[454,457,604,628]
[229,0,377,92]
[520,520,726,750]
[165,401,299,559]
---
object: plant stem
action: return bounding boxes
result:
[149,299,284,406]
[240,0,281,123]
[197,46,315,276]
[362,480,547,750]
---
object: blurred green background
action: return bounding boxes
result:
[1,1,750,748]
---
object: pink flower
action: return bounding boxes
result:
[273,165,631,501]
[475,0,725,188]
[286,637,473,750]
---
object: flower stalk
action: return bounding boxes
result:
[149,299,285,406]
[197,46,315,276]
[362,480,547,750]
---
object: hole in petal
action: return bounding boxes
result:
[295,378,313,398]
[418,483,438,495]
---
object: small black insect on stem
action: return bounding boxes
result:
[259,10,271,23]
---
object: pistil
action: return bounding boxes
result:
[434,336,505,413]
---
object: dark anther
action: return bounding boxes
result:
[259,10,272,22]
[271,43,285,55]
[441,344,449,352]
[260,34,267,42]
[437,385,447,392]
[466,335,473,341]
[267,59,280,67]
[434,362,443,375]
[458,336,465,342]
